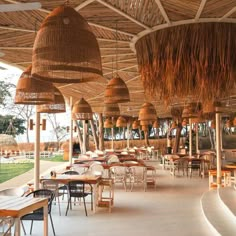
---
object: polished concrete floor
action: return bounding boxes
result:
[21,168,216,236]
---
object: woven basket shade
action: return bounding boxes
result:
[37,87,66,113]
[141,125,148,131]
[104,77,130,104]
[14,65,54,105]
[140,120,153,126]
[171,121,177,129]
[226,119,232,128]
[171,107,183,119]
[72,98,93,120]
[181,118,188,126]
[116,116,127,128]
[233,117,236,127]
[202,101,221,114]
[132,120,140,129]
[191,117,205,123]
[138,102,157,121]
[104,118,113,128]
[153,120,160,128]
[103,103,120,117]
[210,120,216,129]
[32,5,103,83]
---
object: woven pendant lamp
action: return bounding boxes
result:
[140,120,153,126]
[153,119,160,128]
[233,117,236,127]
[116,116,127,128]
[138,102,157,121]
[103,103,120,117]
[141,125,149,131]
[171,121,177,129]
[14,65,54,105]
[32,5,103,83]
[104,118,113,128]
[226,119,232,128]
[72,98,93,120]
[132,120,140,129]
[181,118,188,126]
[37,87,66,113]
[104,77,130,104]
[210,120,216,129]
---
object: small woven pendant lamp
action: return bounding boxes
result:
[32,5,103,83]
[104,117,113,128]
[233,117,236,127]
[132,120,140,129]
[37,87,66,113]
[104,77,130,104]
[138,102,157,122]
[153,119,160,128]
[103,103,120,117]
[72,98,93,120]
[116,116,127,128]
[14,65,54,105]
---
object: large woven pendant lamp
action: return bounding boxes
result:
[103,103,120,117]
[37,87,66,113]
[14,65,54,105]
[104,77,130,104]
[32,5,103,83]
[72,98,93,120]
[104,118,113,128]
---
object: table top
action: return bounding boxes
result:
[225,163,236,168]
[40,174,101,184]
[0,196,48,218]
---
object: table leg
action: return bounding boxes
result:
[92,183,99,213]
[15,218,20,236]
[43,204,48,236]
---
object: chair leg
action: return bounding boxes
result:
[57,196,61,216]
[83,197,88,216]
[49,214,56,236]
[21,221,27,235]
[91,191,93,211]
[65,197,71,216]
[30,220,33,234]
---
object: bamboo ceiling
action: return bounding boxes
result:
[0,0,236,118]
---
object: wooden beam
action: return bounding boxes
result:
[155,0,170,24]
[103,65,137,76]
[101,52,135,58]
[195,0,207,20]
[96,0,151,30]
[220,6,236,20]
[75,0,95,11]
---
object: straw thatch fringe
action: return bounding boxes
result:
[136,23,236,104]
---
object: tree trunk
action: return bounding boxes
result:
[98,113,104,151]
[90,120,99,150]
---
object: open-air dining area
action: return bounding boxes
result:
[0,0,236,235]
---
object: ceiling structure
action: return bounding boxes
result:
[0,0,236,118]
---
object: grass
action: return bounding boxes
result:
[0,163,34,183]
[40,154,67,162]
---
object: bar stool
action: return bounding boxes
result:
[208,169,231,189]
[97,178,114,213]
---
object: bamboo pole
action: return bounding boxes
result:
[98,113,104,151]
[90,119,99,150]
[216,112,222,188]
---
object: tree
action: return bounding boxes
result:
[0,81,15,107]
[0,115,26,136]
[47,114,68,150]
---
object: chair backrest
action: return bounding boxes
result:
[67,181,86,198]
[89,163,104,176]
[107,154,120,164]
[129,166,147,181]
[26,189,55,214]
[0,187,26,197]
[41,180,60,194]
[63,170,79,175]
[110,166,127,178]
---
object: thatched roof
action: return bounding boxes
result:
[0,134,17,150]
[0,0,236,117]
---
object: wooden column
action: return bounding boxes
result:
[34,110,40,190]
[216,112,222,188]
[98,113,104,151]
[90,119,99,150]
[189,118,193,157]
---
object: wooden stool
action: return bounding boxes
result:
[97,178,114,213]
[208,169,231,189]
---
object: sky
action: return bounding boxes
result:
[0,62,71,143]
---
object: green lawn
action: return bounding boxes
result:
[0,163,34,183]
[40,154,67,162]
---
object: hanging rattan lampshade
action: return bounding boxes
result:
[171,121,177,129]
[132,120,140,129]
[233,117,236,127]
[181,118,188,126]
[140,120,153,126]
[141,125,149,131]
[226,119,232,128]
[103,103,120,117]
[14,65,54,105]
[104,118,113,128]
[210,120,216,129]
[116,116,127,127]
[37,87,66,113]
[32,5,103,83]
[153,119,160,128]
[72,98,93,120]
[138,102,157,121]
[104,77,130,104]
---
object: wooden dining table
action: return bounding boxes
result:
[0,196,48,236]
[40,174,101,213]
